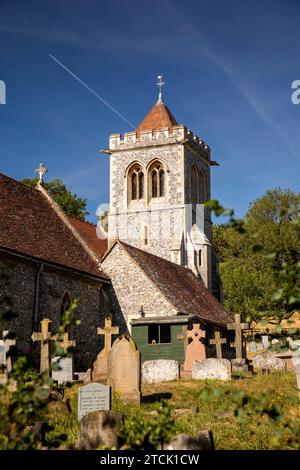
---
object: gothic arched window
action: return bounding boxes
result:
[191,166,198,204]
[149,161,165,200]
[60,292,71,318]
[128,163,145,203]
[198,170,205,204]
[191,166,206,204]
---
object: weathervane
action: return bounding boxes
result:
[157,74,165,103]
[35,163,48,183]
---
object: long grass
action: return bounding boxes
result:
[48,372,299,449]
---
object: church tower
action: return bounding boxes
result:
[103,78,218,292]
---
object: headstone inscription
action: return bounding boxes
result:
[78,382,111,421]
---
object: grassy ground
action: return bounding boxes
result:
[47,372,300,450]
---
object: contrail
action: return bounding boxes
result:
[49,53,135,129]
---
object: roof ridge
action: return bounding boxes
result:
[0,172,40,193]
[119,240,197,277]
[68,215,97,227]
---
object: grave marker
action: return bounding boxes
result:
[209,331,226,359]
[107,335,141,405]
[2,330,16,373]
[78,382,111,421]
[93,317,119,381]
[227,314,249,359]
[31,319,57,376]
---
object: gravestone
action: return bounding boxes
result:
[262,335,269,349]
[249,341,257,353]
[192,358,231,381]
[52,357,74,384]
[51,332,76,384]
[227,314,249,360]
[93,317,119,381]
[107,335,141,405]
[78,410,122,450]
[31,319,57,377]
[142,359,179,384]
[177,324,206,371]
[231,358,249,373]
[209,331,226,359]
[252,353,286,373]
[0,340,4,364]
[256,343,264,351]
[2,330,16,373]
[78,382,111,421]
[291,353,300,408]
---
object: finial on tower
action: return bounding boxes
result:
[157,74,165,103]
[35,163,48,184]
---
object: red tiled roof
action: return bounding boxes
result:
[0,173,108,279]
[136,101,178,134]
[68,216,108,260]
[119,241,232,326]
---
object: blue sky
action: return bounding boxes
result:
[1,0,300,222]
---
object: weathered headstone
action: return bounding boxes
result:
[78,410,122,450]
[209,331,226,359]
[31,319,57,377]
[0,339,4,364]
[142,359,179,384]
[177,324,206,371]
[231,358,248,373]
[291,353,300,408]
[163,430,214,450]
[227,314,249,360]
[262,335,269,349]
[51,332,76,384]
[252,353,286,373]
[52,357,74,384]
[249,341,257,353]
[78,382,111,421]
[2,330,16,373]
[192,358,231,381]
[256,343,264,351]
[107,335,141,405]
[93,317,119,381]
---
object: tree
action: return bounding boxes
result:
[212,188,300,322]
[21,178,89,220]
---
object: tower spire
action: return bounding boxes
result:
[157,75,165,103]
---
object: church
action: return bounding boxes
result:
[0,82,233,372]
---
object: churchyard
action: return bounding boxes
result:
[1,312,300,450]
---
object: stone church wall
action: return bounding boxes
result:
[102,244,177,331]
[0,251,107,370]
[109,142,183,261]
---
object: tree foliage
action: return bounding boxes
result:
[211,188,300,322]
[21,178,89,220]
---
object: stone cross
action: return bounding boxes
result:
[58,332,76,353]
[35,162,48,183]
[31,319,57,376]
[227,314,249,359]
[3,330,16,374]
[209,331,227,359]
[177,324,206,371]
[97,317,119,354]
